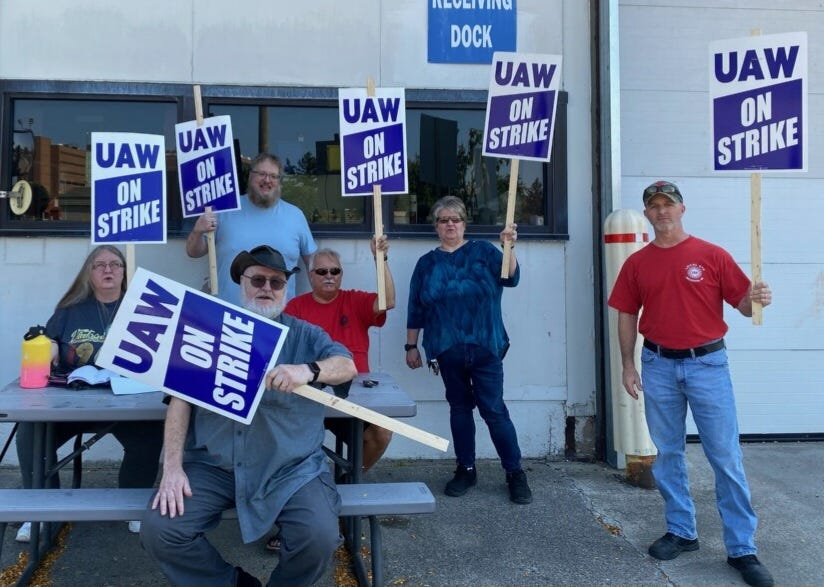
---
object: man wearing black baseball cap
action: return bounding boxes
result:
[608,181,775,587]
[142,245,356,587]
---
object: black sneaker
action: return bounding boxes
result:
[648,532,699,560]
[506,469,533,504]
[444,465,477,496]
[235,566,262,587]
[727,555,774,587]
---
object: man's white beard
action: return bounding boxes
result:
[241,291,285,319]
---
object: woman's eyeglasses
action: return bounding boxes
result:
[313,267,342,276]
[243,274,287,290]
[436,216,464,225]
[92,261,124,271]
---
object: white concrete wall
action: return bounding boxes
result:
[618,0,824,433]
[0,1,595,465]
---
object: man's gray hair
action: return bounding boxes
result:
[311,248,341,270]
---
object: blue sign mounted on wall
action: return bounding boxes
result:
[428,0,516,64]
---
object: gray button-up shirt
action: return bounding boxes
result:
[182,314,351,543]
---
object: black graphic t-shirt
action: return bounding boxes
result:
[45,297,121,372]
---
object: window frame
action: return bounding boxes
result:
[1,80,568,241]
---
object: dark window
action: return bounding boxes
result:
[2,82,567,240]
[1,91,181,235]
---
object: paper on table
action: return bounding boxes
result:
[110,376,157,395]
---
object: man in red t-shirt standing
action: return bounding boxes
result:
[608,181,774,587]
[286,237,395,471]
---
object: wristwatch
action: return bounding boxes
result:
[307,361,321,383]
[404,344,418,352]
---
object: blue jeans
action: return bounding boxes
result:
[640,346,758,557]
[438,343,522,473]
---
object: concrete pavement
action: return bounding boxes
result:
[1,442,822,586]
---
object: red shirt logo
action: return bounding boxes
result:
[685,263,705,282]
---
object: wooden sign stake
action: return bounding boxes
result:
[193,85,218,295]
[126,245,136,285]
[500,158,519,278]
[749,29,762,326]
[293,384,449,452]
[751,172,762,325]
[366,77,387,310]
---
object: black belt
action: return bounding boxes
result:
[643,338,725,359]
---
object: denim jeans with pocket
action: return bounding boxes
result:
[438,343,522,473]
[641,345,758,557]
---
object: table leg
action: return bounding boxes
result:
[17,422,46,587]
[344,419,372,586]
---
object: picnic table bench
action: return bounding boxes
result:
[0,482,435,587]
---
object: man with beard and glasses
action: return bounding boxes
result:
[186,153,317,302]
[140,245,356,587]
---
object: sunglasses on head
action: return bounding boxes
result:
[243,274,287,290]
[313,267,342,276]
[643,181,682,202]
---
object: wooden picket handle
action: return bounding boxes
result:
[293,384,449,452]
[500,158,519,278]
[366,77,387,310]
[751,172,762,325]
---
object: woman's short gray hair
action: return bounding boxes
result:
[430,195,467,226]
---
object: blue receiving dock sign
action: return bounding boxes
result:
[428,0,516,64]
[709,31,807,172]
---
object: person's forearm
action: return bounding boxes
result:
[162,398,191,471]
[383,264,396,310]
[185,229,207,258]
[617,312,639,368]
[507,251,518,278]
[315,356,357,386]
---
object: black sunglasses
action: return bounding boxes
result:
[313,267,342,276]
[643,181,682,203]
[243,274,287,290]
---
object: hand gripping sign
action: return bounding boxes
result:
[482,52,562,276]
[709,31,806,324]
[96,268,448,450]
[339,83,408,311]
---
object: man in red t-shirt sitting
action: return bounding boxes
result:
[286,237,396,471]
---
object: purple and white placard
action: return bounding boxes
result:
[709,31,807,172]
[482,52,562,162]
[96,268,287,425]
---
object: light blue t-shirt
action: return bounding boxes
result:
[213,195,317,302]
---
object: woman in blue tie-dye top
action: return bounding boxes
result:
[405,195,532,505]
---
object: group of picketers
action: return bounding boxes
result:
[14,159,775,587]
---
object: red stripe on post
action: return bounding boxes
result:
[604,233,649,244]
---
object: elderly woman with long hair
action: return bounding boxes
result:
[15,245,163,541]
[405,195,532,505]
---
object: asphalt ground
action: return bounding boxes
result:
[1,442,822,586]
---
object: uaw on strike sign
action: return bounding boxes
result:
[96,268,287,424]
[710,31,807,172]
[338,87,408,196]
[91,133,167,244]
[175,115,240,217]
[483,52,562,162]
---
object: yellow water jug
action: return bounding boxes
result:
[20,325,51,388]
